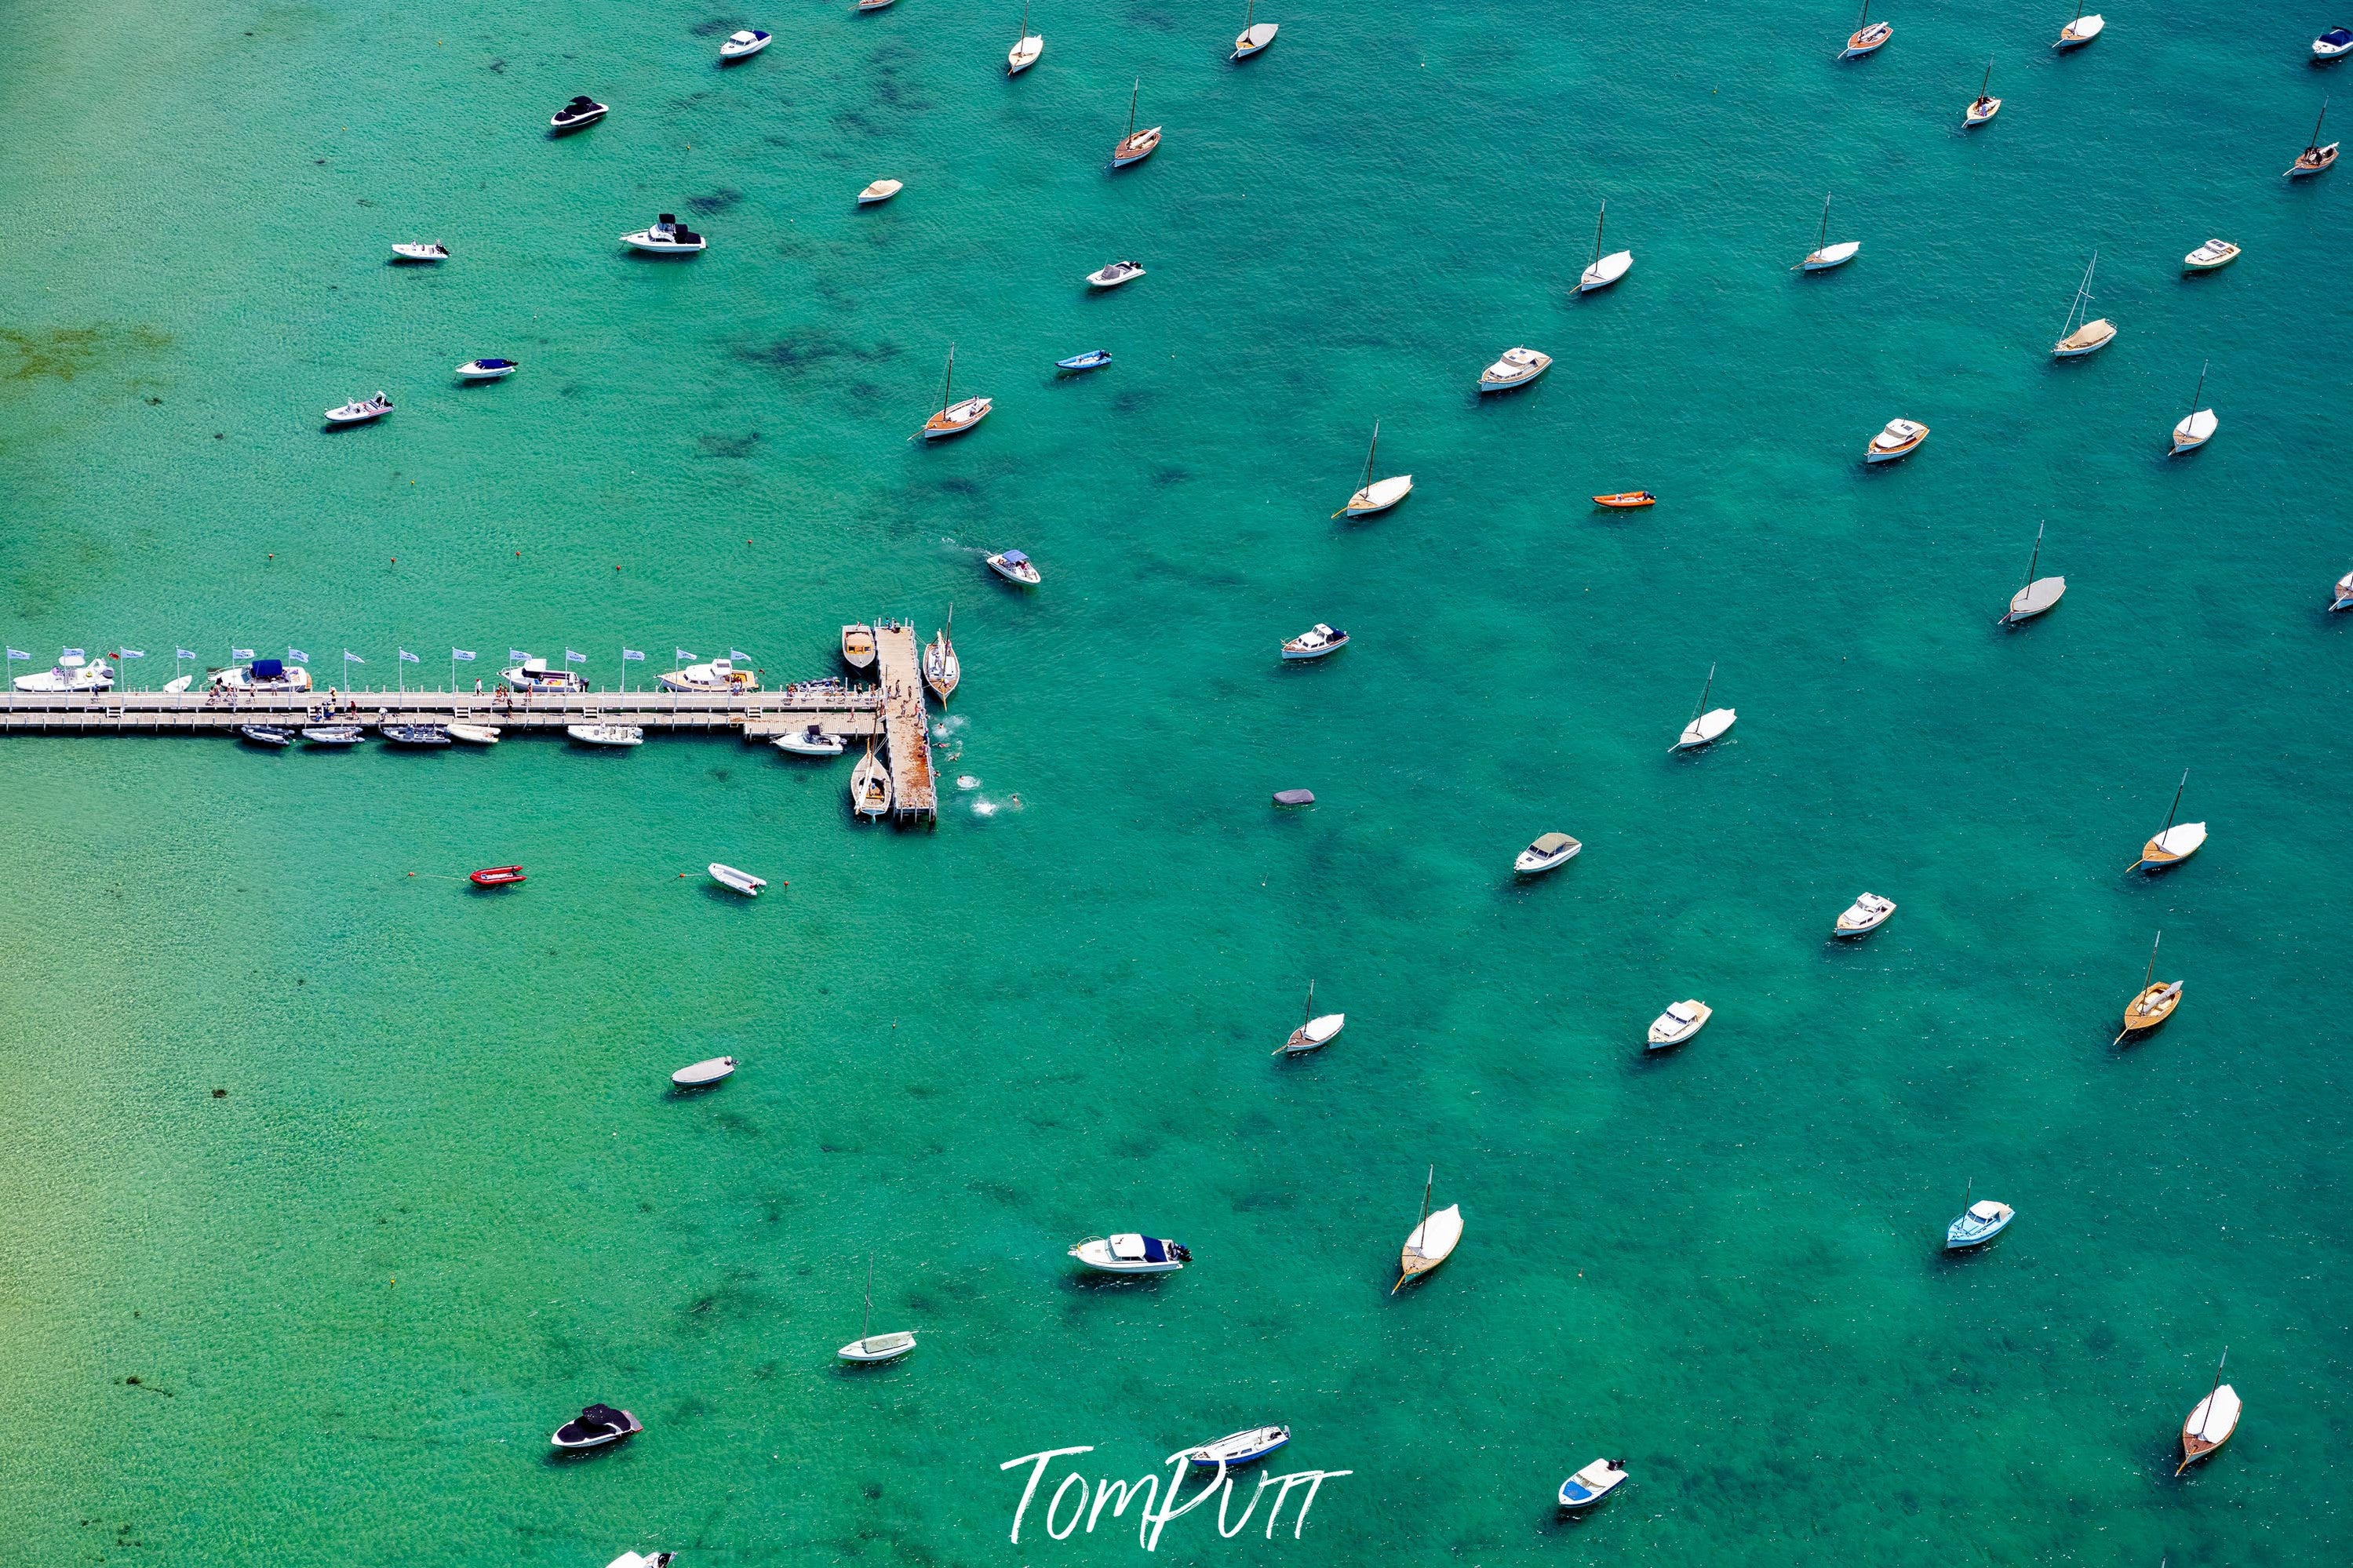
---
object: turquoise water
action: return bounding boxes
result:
[5,0,2351,1562]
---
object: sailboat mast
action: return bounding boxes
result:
[939,343,955,413]
[1816,193,1830,252]
[862,1251,875,1341]
[2144,930,2162,991]
[2315,95,2331,149]
[1592,201,1606,265]
[1362,420,1379,489]
[1980,56,1993,98]
[1127,78,1139,136]
[1418,1164,1434,1228]
[2023,521,2044,588]
[1692,662,1714,722]
[2161,769,2187,835]
[1302,978,1313,1026]
[2188,359,2208,412]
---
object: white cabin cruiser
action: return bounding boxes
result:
[1514,831,1581,875]
[660,657,758,693]
[1866,417,1928,462]
[1281,624,1349,660]
[391,242,449,262]
[774,723,847,755]
[1479,346,1552,392]
[2182,238,2240,271]
[622,214,705,254]
[1645,999,1711,1050]
[12,651,113,693]
[1945,1198,2015,1248]
[503,657,588,693]
[1188,1426,1289,1468]
[720,28,772,59]
[208,657,311,693]
[1069,1233,1190,1274]
[1834,892,1896,937]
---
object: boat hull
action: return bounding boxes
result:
[1008,37,1043,72]
[1344,476,1411,516]
[1964,98,2002,126]
[1802,241,1860,271]
[672,1056,738,1086]
[839,1333,917,1363]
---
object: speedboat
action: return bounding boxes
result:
[568,723,644,747]
[1645,999,1711,1050]
[1187,1427,1288,1468]
[1557,1460,1628,1510]
[1578,249,1632,293]
[2134,821,2206,871]
[987,549,1042,584]
[2180,1381,2241,1472]
[2172,407,2218,455]
[1008,31,1044,73]
[504,657,588,693]
[447,723,501,744]
[12,651,113,693]
[391,242,449,262]
[550,96,608,131]
[1343,474,1411,517]
[1479,347,1551,392]
[1281,624,1348,660]
[469,865,526,886]
[1866,417,1928,462]
[1803,239,1861,271]
[457,358,518,380]
[1112,126,1161,167]
[1676,708,1736,750]
[661,657,759,694]
[2183,238,2240,271]
[208,658,311,693]
[1087,260,1146,289]
[1834,892,1896,937]
[301,725,365,745]
[2054,11,2103,48]
[2318,26,2353,58]
[1056,348,1113,372]
[1593,491,1655,508]
[842,624,877,668]
[381,724,451,747]
[719,28,771,59]
[858,180,903,205]
[550,1404,640,1451]
[1514,831,1582,875]
[325,393,392,424]
[921,395,992,439]
[239,724,293,748]
[672,1056,737,1086]
[1069,1234,1189,1274]
[709,863,767,896]
[1945,1198,2015,1248]
[774,723,847,755]
[621,215,705,254]
[2331,569,2353,612]
[1233,21,1279,60]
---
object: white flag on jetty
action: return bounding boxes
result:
[344,650,365,664]
[729,648,749,661]
[452,648,476,661]
[287,648,309,663]
[509,648,529,661]
[4,649,26,661]
[622,649,645,661]
[399,649,420,664]
[564,649,586,663]
[232,647,255,659]
[120,648,145,659]
[676,648,694,661]
[176,649,198,660]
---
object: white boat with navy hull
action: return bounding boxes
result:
[504,657,587,693]
[1577,201,1631,293]
[550,96,607,131]
[2318,27,2353,60]
[1645,999,1710,1050]
[1188,1427,1288,1468]
[710,863,767,896]
[209,658,311,693]
[719,28,772,59]
[550,1404,640,1451]
[1480,346,1551,392]
[457,358,518,380]
[661,657,759,694]
[13,651,114,693]
[1069,1233,1190,1274]
[622,214,705,254]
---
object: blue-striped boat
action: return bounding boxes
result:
[1055,349,1113,372]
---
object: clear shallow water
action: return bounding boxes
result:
[3,0,2351,1563]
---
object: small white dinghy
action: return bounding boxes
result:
[1187,1426,1289,1468]
[1645,999,1711,1050]
[839,1253,917,1362]
[1277,980,1344,1055]
[567,723,644,746]
[1557,1459,1628,1510]
[392,242,449,262]
[1393,1167,1461,1292]
[446,722,501,744]
[1514,831,1582,875]
[1069,1233,1190,1273]
[720,28,772,59]
[774,722,847,755]
[1834,892,1896,937]
[325,392,393,425]
[606,1553,674,1568]
[1087,259,1146,289]
[858,180,903,205]
[671,1056,737,1087]
[709,863,767,896]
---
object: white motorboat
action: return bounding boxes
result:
[550,1404,640,1451]
[446,723,501,744]
[1479,346,1551,392]
[1800,193,1857,271]
[851,738,892,817]
[2178,1352,2240,1473]
[1945,1192,2014,1248]
[1281,623,1349,660]
[1337,418,1409,516]
[1069,1233,1190,1274]
[1578,202,1631,292]
[1834,892,1896,937]
[566,723,643,746]
[661,657,759,694]
[1007,2,1044,75]
[671,1056,737,1086]
[720,27,772,59]
[606,1554,674,1568]
[1111,78,1161,166]
[1514,831,1582,875]
[1086,260,1146,289]
[549,96,607,130]
[858,179,904,205]
[1673,663,1733,751]
[1645,999,1711,1050]
[1557,1459,1628,1510]
[774,723,846,756]
[2052,253,2116,358]
[391,242,449,262]
[2182,238,2240,271]
[2000,522,2065,625]
[325,392,392,424]
[162,674,194,693]
[2331,569,2353,612]
[1187,1427,1289,1468]
[2318,26,2353,60]
[920,344,991,439]
[2169,361,2216,455]
[504,656,588,693]
[457,358,519,380]
[924,609,959,700]
[12,651,113,693]
[1963,57,2001,126]
[1866,417,1928,462]
[709,863,767,896]
[986,549,1041,585]
[2053,8,2103,48]
[1393,1168,1461,1291]
[842,623,877,668]
[1233,0,1278,60]
[621,214,706,254]
[209,658,311,693]
[300,725,364,746]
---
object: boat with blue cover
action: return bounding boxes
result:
[457,358,518,380]
[1186,1425,1288,1468]
[1069,1233,1189,1274]
[1557,1458,1627,1509]
[1056,349,1113,372]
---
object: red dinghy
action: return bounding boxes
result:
[470,865,526,886]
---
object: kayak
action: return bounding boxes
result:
[1593,491,1656,508]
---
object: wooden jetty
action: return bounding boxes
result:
[871,620,938,824]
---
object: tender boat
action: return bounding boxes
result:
[2178,1353,2239,1473]
[2288,96,2339,176]
[1801,192,1858,271]
[2133,772,2205,871]
[2001,523,2065,625]
[1841,0,1892,58]
[300,725,366,746]
[209,658,311,693]
[842,623,877,668]
[2330,569,2353,612]
[1964,56,2002,126]
[162,674,194,693]
[446,722,501,744]
[1281,623,1348,660]
[671,1056,737,1086]
[457,358,518,380]
[469,865,526,886]
[1187,1427,1289,1468]
[774,723,847,756]
[550,1405,640,1451]
[2052,252,2114,357]
[1069,1233,1189,1274]
[381,723,451,747]
[851,738,892,817]
[1008,4,1044,74]
[566,723,644,747]
[1277,980,1344,1056]
[720,27,772,59]
[239,724,293,748]
[1866,417,1929,462]
[1272,788,1315,806]
[2054,8,2103,48]
[2117,930,2181,1045]
[2182,238,2240,271]
[709,863,767,896]
[550,96,608,131]
[1645,999,1711,1050]
[622,214,705,254]
[1674,664,1734,751]
[920,344,990,440]
[661,657,759,694]
[12,651,113,693]
[1557,1461,1627,1510]
[1594,490,1655,508]
[606,1553,673,1568]
[1945,1195,2015,1249]
[391,242,449,262]
[923,609,959,700]
[1480,346,1551,392]
[1393,1168,1461,1292]
[987,549,1042,585]
[1337,418,1409,517]
[1056,349,1112,373]
[2318,27,2353,59]
[1111,79,1160,166]
[1577,201,1630,292]
[1086,260,1146,289]
[325,392,392,424]
[1232,0,1279,60]
[858,180,904,205]
[504,656,587,693]
[1834,892,1896,937]
[1514,831,1582,875]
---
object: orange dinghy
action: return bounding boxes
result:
[1592,491,1656,509]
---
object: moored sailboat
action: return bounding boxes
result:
[1577,201,1631,292]
[1965,56,2002,126]
[1232,0,1278,59]
[2286,96,2338,176]
[1999,521,2066,624]
[1276,979,1344,1055]
[1335,419,1411,516]
[1111,78,1161,166]
[2131,770,2205,871]
[2170,361,2218,454]
[839,1253,918,1363]
[1007,0,1043,73]
[918,343,991,440]
[2052,253,2116,358]
[1841,0,1892,57]
[1673,663,1736,751]
[923,606,960,700]
[851,737,893,818]
[1392,1166,1462,1292]
[2117,930,2184,1044]
[2177,1349,2240,1473]
[2053,6,2103,49]
[1801,192,1860,271]
[2330,569,2353,612]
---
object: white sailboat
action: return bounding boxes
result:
[2177,1348,2240,1473]
[1275,979,1345,1056]
[2054,5,2104,49]
[851,737,893,818]
[838,1253,917,1363]
[1335,419,1411,517]
[2330,568,2353,613]
[1672,663,1736,751]
[1232,0,1278,59]
[2052,253,2117,358]
[2169,361,2217,455]
[1999,522,2066,624]
[1392,1166,1462,1293]
[2287,96,2340,176]
[1841,0,1892,57]
[1964,56,2002,126]
[1801,192,1859,271]
[1111,78,1161,166]
[2131,770,2206,872]
[919,343,991,439]
[923,606,960,700]
[1577,201,1631,293]
[1007,0,1043,74]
